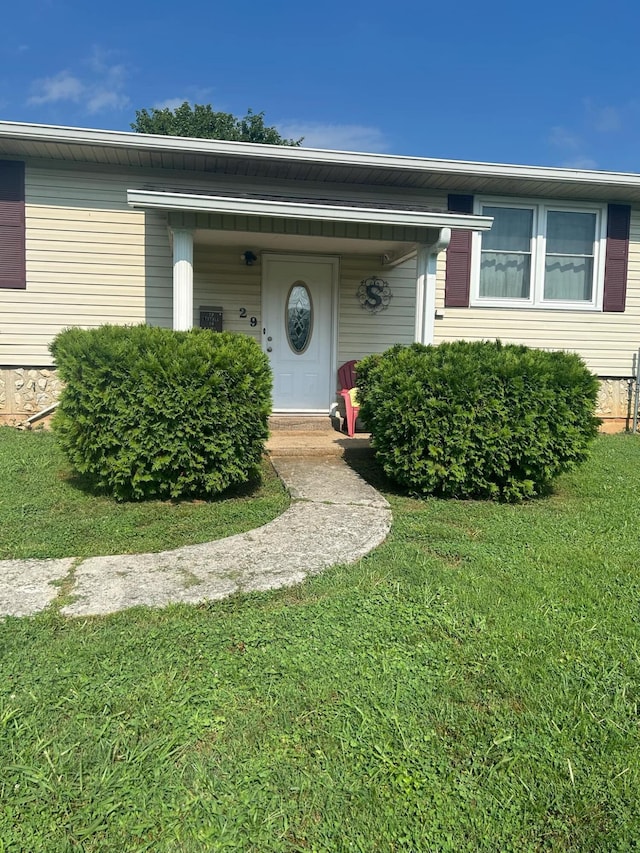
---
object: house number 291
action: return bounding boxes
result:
[239,308,257,327]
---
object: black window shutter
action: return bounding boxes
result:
[0,160,26,290]
[445,194,474,307]
[603,203,630,312]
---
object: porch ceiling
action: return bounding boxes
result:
[192,226,416,258]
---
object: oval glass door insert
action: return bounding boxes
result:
[286,282,313,353]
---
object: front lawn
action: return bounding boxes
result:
[0,426,288,559]
[1,435,639,851]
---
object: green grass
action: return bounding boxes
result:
[0,426,289,559]
[1,435,639,851]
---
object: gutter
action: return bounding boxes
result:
[127,189,493,232]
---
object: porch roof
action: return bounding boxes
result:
[127,187,493,232]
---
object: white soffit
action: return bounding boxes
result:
[0,120,635,184]
[3,122,640,200]
[127,189,493,231]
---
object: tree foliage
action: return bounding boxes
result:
[131,101,302,146]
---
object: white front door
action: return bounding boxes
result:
[262,254,337,411]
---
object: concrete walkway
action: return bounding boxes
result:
[0,442,391,619]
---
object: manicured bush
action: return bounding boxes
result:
[356,340,600,501]
[50,325,272,501]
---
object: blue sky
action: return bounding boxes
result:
[2,0,639,172]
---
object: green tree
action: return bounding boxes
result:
[131,101,302,146]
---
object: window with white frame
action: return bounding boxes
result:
[472,201,606,309]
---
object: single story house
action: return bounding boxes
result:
[0,120,638,428]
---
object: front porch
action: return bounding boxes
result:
[127,188,492,413]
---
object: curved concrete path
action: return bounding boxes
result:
[0,455,391,619]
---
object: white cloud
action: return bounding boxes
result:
[583,99,622,133]
[86,90,130,114]
[548,125,597,169]
[28,71,84,105]
[27,50,130,114]
[548,125,582,151]
[88,46,113,75]
[150,88,213,112]
[153,98,189,111]
[561,157,599,170]
[595,106,621,133]
[279,122,390,153]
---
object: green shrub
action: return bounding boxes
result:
[50,325,272,501]
[356,340,600,501]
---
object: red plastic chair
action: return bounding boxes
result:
[338,360,360,437]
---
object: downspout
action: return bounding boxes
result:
[19,401,59,429]
[415,227,451,346]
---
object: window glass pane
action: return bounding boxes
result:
[546,211,596,255]
[482,206,533,252]
[286,282,313,353]
[544,257,593,301]
[480,252,531,299]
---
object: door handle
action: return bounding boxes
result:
[267,347,273,352]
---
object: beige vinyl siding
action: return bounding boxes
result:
[194,249,418,360]
[338,256,416,364]
[12,155,640,381]
[24,156,449,211]
[1,160,447,366]
[193,246,261,342]
[433,209,640,377]
[0,164,173,365]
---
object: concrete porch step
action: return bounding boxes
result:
[268,415,336,432]
[266,428,371,457]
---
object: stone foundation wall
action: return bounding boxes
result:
[595,378,635,423]
[0,367,64,423]
[0,367,636,428]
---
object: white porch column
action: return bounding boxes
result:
[414,228,451,345]
[172,228,194,331]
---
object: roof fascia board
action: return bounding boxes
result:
[127,189,494,231]
[2,121,640,191]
